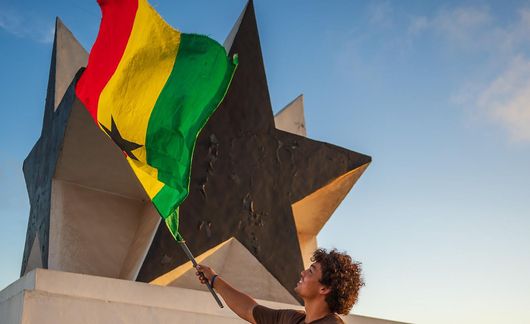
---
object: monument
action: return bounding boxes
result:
[1,2,404,323]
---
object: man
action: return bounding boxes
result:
[196,248,364,324]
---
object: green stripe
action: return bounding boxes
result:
[146,33,237,238]
[152,185,181,217]
[152,185,181,240]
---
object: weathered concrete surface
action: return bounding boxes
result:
[138,1,371,304]
[0,269,408,324]
[21,76,78,276]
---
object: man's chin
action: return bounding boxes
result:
[294,287,305,300]
[294,285,301,294]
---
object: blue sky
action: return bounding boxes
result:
[1,0,530,323]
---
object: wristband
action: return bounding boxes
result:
[211,275,218,289]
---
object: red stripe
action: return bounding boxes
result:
[75,0,138,123]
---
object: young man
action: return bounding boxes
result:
[196,248,364,324]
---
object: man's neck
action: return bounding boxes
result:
[303,298,332,323]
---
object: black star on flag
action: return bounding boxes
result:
[100,116,143,161]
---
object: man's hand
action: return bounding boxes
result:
[196,264,216,285]
[193,264,257,323]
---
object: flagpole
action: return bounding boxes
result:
[177,240,224,308]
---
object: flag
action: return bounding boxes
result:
[75,0,238,240]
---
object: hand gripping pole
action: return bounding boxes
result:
[177,240,224,308]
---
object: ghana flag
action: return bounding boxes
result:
[75,0,237,241]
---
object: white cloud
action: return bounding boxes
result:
[477,56,530,142]
[0,6,54,44]
[411,5,530,143]
[333,3,530,143]
[408,6,530,54]
[434,6,492,30]
[407,6,495,51]
[497,8,530,54]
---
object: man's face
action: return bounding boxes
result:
[294,262,328,299]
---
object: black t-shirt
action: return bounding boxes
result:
[253,305,344,324]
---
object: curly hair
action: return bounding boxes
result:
[311,248,364,315]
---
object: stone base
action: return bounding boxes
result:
[0,269,403,324]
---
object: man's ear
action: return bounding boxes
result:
[319,286,331,295]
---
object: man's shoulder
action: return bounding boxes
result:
[252,305,344,324]
[253,305,305,324]
[316,313,344,324]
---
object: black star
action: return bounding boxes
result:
[138,1,371,302]
[100,116,143,161]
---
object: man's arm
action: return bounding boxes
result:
[196,264,257,324]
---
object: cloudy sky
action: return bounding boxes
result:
[1,1,530,323]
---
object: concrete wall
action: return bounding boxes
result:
[0,269,407,324]
[48,179,145,277]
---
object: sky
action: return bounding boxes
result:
[1,0,530,323]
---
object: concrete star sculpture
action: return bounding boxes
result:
[20,1,371,304]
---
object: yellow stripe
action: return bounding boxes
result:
[127,158,163,200]
[98,0,181,198]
